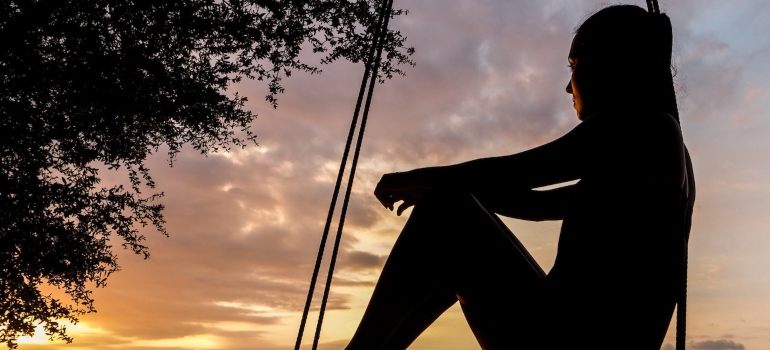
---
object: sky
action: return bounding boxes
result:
[16,0,770,349]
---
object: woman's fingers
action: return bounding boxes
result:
[374,188,397,210]
[374,172,412,208]
[379,191,405,211]
[373,174,394,204]
[373,171,430,214]
[381,192,396,211]
[374,189,422,214]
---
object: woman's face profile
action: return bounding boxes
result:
[566,33,592,121]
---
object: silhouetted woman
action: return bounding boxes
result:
[346,5,695,349]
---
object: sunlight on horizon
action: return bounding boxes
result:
[15,321,107,346]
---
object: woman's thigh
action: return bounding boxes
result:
[412,191,552,348]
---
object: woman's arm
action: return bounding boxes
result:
[374,111,684,215]
[375,115,595,214]
[374,125,587,216]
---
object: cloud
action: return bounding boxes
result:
[690,339,746,350]
[340,250,387,270]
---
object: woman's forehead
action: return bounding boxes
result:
[568,33,584,59]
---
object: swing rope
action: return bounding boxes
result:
[294,0,393,349]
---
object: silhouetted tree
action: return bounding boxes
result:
[0,0,413,347]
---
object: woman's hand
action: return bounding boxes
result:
[374,170,432,216]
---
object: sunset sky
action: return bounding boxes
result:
[17,0,770,349]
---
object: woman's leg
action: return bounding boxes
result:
[345,191,546,350]
[377,283,458,350]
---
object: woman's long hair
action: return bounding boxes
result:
[575,5,679,123]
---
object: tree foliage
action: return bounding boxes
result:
[0,0,413,347]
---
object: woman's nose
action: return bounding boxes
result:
[566,80,573,94]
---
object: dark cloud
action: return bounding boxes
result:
[691,339,746,350]
[340,250,387,270]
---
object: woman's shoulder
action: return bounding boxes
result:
[579,109,683,149]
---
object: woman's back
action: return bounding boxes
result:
[545,110,692,347]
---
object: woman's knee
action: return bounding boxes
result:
[398,189,494,255]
